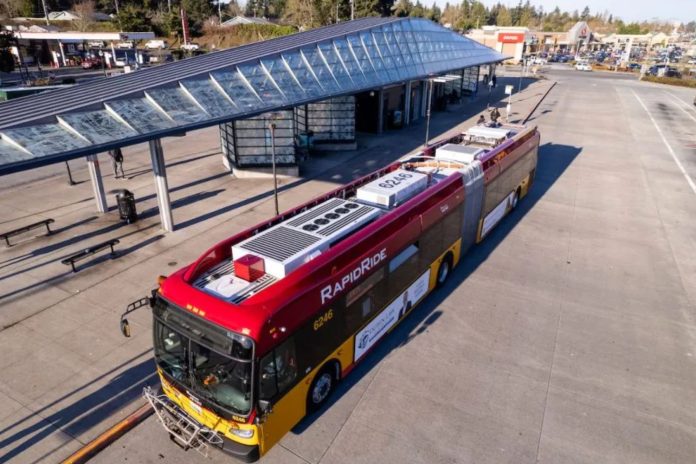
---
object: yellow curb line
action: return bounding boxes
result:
[61,402,154,464]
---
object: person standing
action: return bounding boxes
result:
[491,74,497,88]
[109,147,125,179]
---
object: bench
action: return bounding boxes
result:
[0,218,55,247]
[61,239,120,272]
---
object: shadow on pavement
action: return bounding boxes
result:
[0,189,223,293]
[0,350,157,464]
[0,232,163,307]
[294,142,582,433]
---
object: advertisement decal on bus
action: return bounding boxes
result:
[354,269,430,360]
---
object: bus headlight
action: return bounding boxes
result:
[229,427,254,439]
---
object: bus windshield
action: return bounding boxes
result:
[152,298,254,416]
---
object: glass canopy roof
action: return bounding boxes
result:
[0,17,505,174]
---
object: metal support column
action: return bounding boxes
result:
[86,155,108,213]
[377,89,384,134]
[149,138,174,232]
[404,81,412,126]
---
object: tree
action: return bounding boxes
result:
[114,5,150,32]
[0,30,15,74]
[225,0,242,17]
[495,5,512,26]
[428,2,440,21]
[409,1,425,18]
[391,0,411,17]
[353,0,380,18]
[580,6,589,21]
[282,0,315,27]
[618,22,643,34]
[0,0,33,18]
[73,0,96,32]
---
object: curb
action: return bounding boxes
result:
[61,402,153,464]
[522,81,557,124]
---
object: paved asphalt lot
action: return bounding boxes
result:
[2,66,696,463]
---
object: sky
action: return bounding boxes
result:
[431,0,696,24]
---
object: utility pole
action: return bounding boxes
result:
[424,79,433,148]
[114,0,120,15]
[269,121,279,216]
[351,0,354,20]
[41,0,49,25]
[218,0,223,23]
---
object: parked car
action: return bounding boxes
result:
[627,63,641,71]
[575,62,592,71]
[181,42,200,51]
[81,56,102,69]
[145,40,168,50]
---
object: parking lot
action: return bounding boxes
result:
[2,67,696,463]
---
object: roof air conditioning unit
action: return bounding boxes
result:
[356,169,428,209]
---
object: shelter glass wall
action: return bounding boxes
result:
[295,96,356,144]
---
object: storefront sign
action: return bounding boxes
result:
[498,33,525,44]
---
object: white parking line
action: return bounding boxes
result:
[632,90,696,196]
[664,92,696,123]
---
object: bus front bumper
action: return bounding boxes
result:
[217,434,260,462]
[143,386,259,462]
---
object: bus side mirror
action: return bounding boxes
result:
[120,318,131,338]
[258,399,273,415]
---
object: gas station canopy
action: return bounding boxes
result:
[0,17,505,175]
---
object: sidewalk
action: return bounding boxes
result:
[0,75,555,463]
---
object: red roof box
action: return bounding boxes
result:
[234,254,265,282]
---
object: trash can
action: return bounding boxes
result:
[116,189,138,224]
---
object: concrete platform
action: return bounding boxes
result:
[6,69,694,464]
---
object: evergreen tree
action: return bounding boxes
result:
[495,5,511,26]
[391,0,412,17]
[580,6,589,20]
[428,2,440,21]
[353,0,380,17]
[409,0,424,18]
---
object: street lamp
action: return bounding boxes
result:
[424,78,434,148]
[268,114,281,216]
[424,74,460,148]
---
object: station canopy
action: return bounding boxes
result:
[0,17,505,175]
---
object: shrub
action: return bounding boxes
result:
[641,75,696,88]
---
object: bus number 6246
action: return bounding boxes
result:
[313,309,334,331]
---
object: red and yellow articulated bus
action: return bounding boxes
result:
[123,122,540,461]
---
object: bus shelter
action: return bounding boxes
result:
[0,17,506,232]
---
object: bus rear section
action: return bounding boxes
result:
[142,123,540,461]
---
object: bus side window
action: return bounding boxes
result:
[259,353,277,400]
[258,339,298,400]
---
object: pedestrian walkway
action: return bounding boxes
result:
[0,75,554,463]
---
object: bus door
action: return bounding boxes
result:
[256,338,305,454]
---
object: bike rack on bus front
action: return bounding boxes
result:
[143,386,223,457]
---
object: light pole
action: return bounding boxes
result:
[269,120,279,216]
[424,79,433,147]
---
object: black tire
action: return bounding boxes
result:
[307,363,338,413]
[436,253,453,288]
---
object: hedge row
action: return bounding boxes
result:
[641,75,696,88]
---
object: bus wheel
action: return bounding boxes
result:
[307,364,337,412]
[436,254,453,288]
